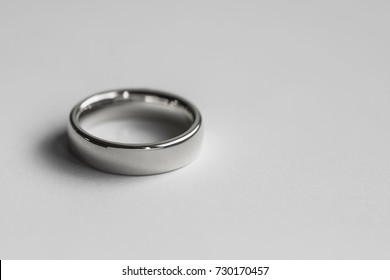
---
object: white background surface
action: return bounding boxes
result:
[1,0,389,259]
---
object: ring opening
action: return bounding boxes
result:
[75,90,196,144]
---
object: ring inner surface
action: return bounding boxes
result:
[76,91,195,144]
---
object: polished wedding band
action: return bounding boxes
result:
[68,89,202,175]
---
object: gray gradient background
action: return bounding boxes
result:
[1,0,390,259]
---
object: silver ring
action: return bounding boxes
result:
[68,89,203,175]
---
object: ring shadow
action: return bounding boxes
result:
[38,128,125,181]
